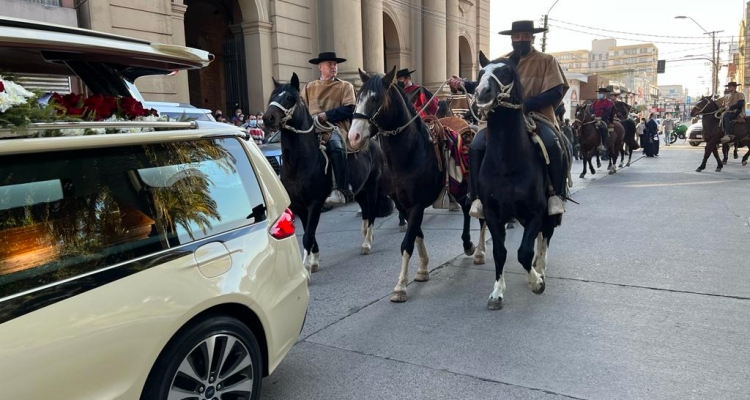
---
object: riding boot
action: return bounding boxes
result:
[325,134,350,205]
[468,129,486,219]
[537,125,566,216]
[598,123,608,152]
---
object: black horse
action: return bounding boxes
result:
[472,54,570,310]
[613,100,639,167]
[263,73,392,274]
[348,66,486,303]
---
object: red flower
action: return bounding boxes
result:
[0,81,5,92]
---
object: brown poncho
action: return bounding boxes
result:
[301,78,356,137]
[504,48,569,129]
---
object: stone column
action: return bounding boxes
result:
[422,0,447,92]
[171,0,190,103]
[361,0,384,75]
[445,0,459,78]
[242,21,274,116]
[317,0,364,85]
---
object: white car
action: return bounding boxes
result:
[0,16,307,400]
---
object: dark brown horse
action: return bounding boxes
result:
[573,103,602,178]
[348,67,486,303]
[690,96,750,172]
[575,104,624,174]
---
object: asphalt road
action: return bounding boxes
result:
[261,140,750,400]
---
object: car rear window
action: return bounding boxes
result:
[0,137,266,298]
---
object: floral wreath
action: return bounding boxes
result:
[1,75,171,136]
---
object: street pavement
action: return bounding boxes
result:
[261,141,750,400]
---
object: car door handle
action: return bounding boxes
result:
[194,242,232,278]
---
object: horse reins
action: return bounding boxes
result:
[352,79,450,137]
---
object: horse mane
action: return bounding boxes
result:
[270,82,309,121]
[360,73,420,121]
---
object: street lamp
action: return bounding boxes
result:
[541,0,561,52]
[675,16,723,95]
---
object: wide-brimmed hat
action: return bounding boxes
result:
[396,68,417,78]
[597,87,610,93]
[725,81,738,87]
[499,20,548,35]
[309,51,347,65]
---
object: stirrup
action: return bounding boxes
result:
[469,199,484,219]
[547,195,565,215]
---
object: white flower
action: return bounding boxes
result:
[0,77,35,113]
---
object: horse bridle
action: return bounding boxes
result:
[352,83,424,137]
[474,73,521,113]
[692,97,719,117]
[575,106,596,127]
[268,98,316,134]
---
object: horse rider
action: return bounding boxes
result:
[448,20,569,219]
[301,51,356,206]
[397,68,439,118]
[590,87,615,152]
[719,81,745,143]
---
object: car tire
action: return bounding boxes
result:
[689,142,700,147]
[140,316,263,400]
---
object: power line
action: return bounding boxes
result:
[547,24,713,45]
[549,18,738,40]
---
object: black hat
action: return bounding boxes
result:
[725,81,738,87]
[499,20,548,35]
[396,68,416,78]
[309,51,347,65]
[597,87,610,93]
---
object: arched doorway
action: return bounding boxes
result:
[184,0,248,116]
[383,12,401,73]
[459,35,475,80]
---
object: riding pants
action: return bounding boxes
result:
[468,123,567,202]
[723,110,739,138]
[326,131,349,195]
[468,128,486,203]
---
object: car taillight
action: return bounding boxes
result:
[270,208,295,239]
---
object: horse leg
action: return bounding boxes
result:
[305,202,324,273]
[742,145,750,166]
[579,153,594,179]
[608,150,616,174]
[722,143,729,165]
[734,142,739,159]
[460,195,476,256]
[414,227,430,282]
[596,152,601,169]
[360,190,377,255]
[532,216,556,280]
[618,146,625,168]
[473,220,487,265]
[626,148,633,167]
[519,216,545,294]
[712,142,723,172]
[391,207,425,302]
[589,152,596,175]
[296,207,312,275]
[394,197,408,232]
[483,213,508,310]
[696,139,713,172]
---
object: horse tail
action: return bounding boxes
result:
[375,184,395,218]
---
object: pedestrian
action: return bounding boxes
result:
[636,117,646,153]
[663,116,674,146]
[302,51,356,205]
[645,113,658,157]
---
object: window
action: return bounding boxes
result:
[0,138,266,298]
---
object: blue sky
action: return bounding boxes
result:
[490,0,745,96]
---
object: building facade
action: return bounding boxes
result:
[551,39,659,106]
[2,0,489,116]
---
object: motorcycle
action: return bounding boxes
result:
[669,124,688,144]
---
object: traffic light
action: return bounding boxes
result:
[657,60,666,74]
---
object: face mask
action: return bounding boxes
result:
[249,120,257,127]
[511,41,532,56]
[597,94,604,99]
[397,81,405,89]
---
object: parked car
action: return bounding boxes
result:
[0,16,307,400]
[260,130,282,175]
[687,110,750,146]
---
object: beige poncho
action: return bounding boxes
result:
[504,49,569,128]
[301,78,356,137]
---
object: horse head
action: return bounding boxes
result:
[575,103,593,125]
[690,95,719,117]
[349,66,410,149]
[474,51,524,114]
[263,72,310,133]
[436,99,453,118]
[613,101,631,119]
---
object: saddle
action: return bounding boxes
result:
[423,115,476,209]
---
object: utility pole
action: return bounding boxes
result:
[716,39,722,93]
[541,14,549,52]
[707,30,723,95]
